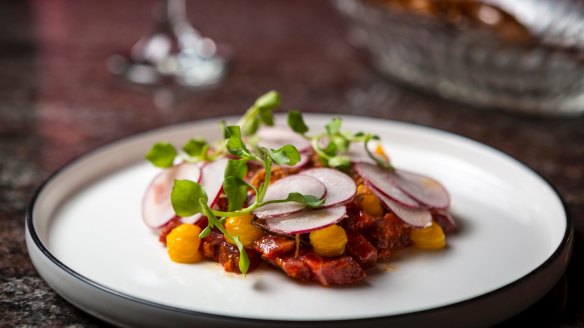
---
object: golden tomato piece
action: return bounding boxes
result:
[224,214,264,247]
[409,222,446,250]
[166,224,203,263]
[309,224,348,257]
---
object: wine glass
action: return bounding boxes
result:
[107,0,230,87]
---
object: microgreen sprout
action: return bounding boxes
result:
[237,90,280,136]
[145,138,223,169]
[287,111,393,170]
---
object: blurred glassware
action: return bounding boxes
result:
[335,0,584,117]
[107,0,230,87]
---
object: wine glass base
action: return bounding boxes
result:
[107,45,231,88]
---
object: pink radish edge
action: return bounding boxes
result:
[252,175,327,219]
[262,206,347,235]
[256,125,312,153]
[368,184,432,228]
[354,163,420,208]
[142,162,202,229]
[393,169,450,210]
[299,167,356,208]
[180,158,230,224]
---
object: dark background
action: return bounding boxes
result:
[1,0,583,326]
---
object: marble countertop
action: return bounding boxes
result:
[1,0,583,326]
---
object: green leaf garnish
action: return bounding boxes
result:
[322,140,337,156]
[258,107,274,126]
[285,192,325,208]
[145,142,177,168]
[242,117,260,136]
[223,176,248,212]
[170,180,208,217]
[182,138,208,159]
[325,117,342,136]
[328,156,351,170]
[287,110,309,134]
[224,125,252,158]
[331,134,350,152]
[231,235,251,274]
[254,90,281,111]
[266,145,301,166]
[223,159,249,211]
[239,91,280,136]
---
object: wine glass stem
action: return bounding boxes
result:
[165,0,187,23]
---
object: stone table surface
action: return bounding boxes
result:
[1,0,583,327]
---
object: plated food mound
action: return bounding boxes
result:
[142,91,456,286]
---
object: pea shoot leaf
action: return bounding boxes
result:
[145,142,177,168]
[254,90,281,111]
[322,140,337,156]
[331,135,350,152]
[328,156,351,170]
[242,117,260,136]
[170,180,208,217]
[224,125,252,158]
[285,192,325,208]
[325,117,342,136]
[223,159,249,211]
[258,107,274,126]
[266,145,300,166]
[182,138,208,159]
[287,110,309,134]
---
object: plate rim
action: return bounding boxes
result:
[25,114,574,326]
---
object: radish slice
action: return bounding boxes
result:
[394,170,450,210]
[180,158,229,224]
[354,163,420,208]
[368,186,432,228]
[433,209,456,234]
[300,168,356,208]
[257,125,311,153]
[142,163,201,228]
[252,175,326,219]
[263,206,347,235]
[200,158,229,208]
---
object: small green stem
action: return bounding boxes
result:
[257,154,272,202]
[311,136,332,160]
[199,199,250,275]
[364,135,394,171]
[236,105,258,128]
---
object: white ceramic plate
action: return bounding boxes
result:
[26,114,572,328]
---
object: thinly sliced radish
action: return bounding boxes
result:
[299,168,356,208]
[257,125,311,153]
[200,158,229,209]
[263,206,347,235]
[354,163,420,208]
[394,170,450,210]
[179,158,229,224]
[368,185,432,227]
[142,163,201,228]
[252,175,326,219]
[432,209,456,234]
